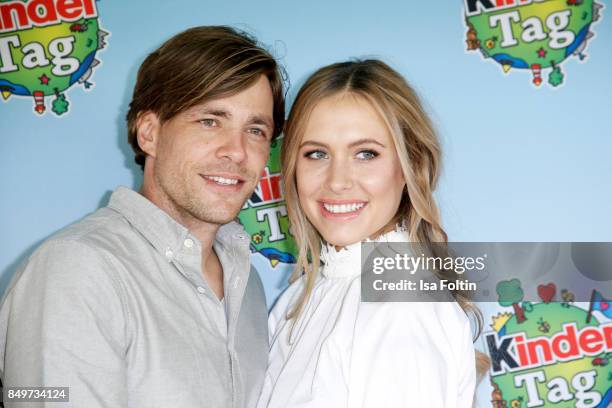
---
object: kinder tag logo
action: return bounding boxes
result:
[486,280,611,408]
[0,0,109,115]
[464,0,603,88]
[238,137,297,268]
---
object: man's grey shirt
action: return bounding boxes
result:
[0,186,269,408]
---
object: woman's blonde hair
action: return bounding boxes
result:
[281,59,489,380]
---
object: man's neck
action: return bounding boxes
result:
[138,182,219,255]
[139,182,226,298]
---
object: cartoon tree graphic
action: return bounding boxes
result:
[52,90,69,116]
[548,63,564,87]
[497,279,527,323]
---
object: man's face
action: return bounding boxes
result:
[142,75,274,226]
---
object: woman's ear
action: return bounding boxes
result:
[136,111,161,158]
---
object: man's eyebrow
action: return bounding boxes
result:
[185,108,273,128]
[248,115,274,129]
[186,107,231,119]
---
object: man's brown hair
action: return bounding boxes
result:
[126,26,286,170]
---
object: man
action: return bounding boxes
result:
[0,26,285,408]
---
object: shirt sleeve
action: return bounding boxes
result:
[0,239,129,408]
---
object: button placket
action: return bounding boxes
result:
[179,235,207,293]
[226,237,245,408]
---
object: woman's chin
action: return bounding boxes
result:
[321,233,367,249]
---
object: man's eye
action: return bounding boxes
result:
[304,150,327,160]
[199,118,217,127]
[248,128,267,138]
[356,150,378,160]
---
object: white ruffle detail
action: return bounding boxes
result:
[319,225,409,279]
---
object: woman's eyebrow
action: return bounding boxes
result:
[347,138,386,148]
[299,140,328,148]
[300,138,386,148]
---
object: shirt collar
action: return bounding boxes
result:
[320,227,409,279]
[107,186,250,262]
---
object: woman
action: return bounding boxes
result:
[258,59,488,407]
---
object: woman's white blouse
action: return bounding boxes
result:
[257,230,477,408]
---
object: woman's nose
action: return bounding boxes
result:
[326,158,353,192]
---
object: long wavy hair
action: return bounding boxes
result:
[281,59,489,381]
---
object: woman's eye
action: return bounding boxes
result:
[356,150,378,160]
[304,150,328,160]
[199,118,217,127]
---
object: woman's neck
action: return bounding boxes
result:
[331,221,404,251]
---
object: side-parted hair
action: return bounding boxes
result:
[126,26,286,170]
[281,59,490,382]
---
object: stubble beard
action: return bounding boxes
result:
[156,165,256,227]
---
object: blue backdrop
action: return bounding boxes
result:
[1,1,610,406]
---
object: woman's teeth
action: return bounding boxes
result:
[323,202,365,213]
[205,176,239,185]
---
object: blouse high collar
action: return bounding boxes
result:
[319,227,409,279]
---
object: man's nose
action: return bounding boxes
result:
[216,129,247,163]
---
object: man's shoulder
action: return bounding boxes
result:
[3,207,133,301]
[16,205,134,281]
[45,205,128,249]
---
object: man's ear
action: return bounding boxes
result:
[136,111,161,158]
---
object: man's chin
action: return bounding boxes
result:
[207,214,240,226]
[182,190,249,224]
[191,204,244,226]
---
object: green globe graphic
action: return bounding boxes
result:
[490,303,610,407]
[465,0,603,87]
[0,0,109,115]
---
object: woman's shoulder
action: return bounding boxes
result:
[268,271,326,331]
[269,275,306,320]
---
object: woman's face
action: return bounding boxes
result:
[296,92,406,247]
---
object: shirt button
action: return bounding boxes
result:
[197,286,206,294]
[165,249,174,260]
[184,238,194,248]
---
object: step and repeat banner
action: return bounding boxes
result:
[1,1,610,407]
